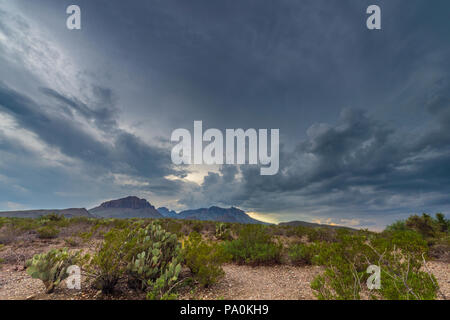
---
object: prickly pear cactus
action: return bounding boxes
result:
[127,223,181,291]
[146,260,182,300]
[215,222,230,240]
[25,248,81,293]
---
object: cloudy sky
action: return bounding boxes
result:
[0,0,449,229]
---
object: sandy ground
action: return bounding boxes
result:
[0,259,448,300]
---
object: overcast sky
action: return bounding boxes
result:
[0,0,449,229]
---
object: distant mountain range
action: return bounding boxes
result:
[0,208,93,219]
[157,207,178,219]
[0,196,354,228]
[278,220,355,230]
[175,206,266,224]
[89,196,163,219]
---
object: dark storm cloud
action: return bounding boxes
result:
[181,101,450,224]
[0,82,176,179]
[40,87,118,131]
[1,0,450,227]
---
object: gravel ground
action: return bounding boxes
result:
[0,238,448,300]
[179,264,324,300]
[1,260,447,300]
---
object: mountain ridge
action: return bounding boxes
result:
[0,208,93,219]
[89,196,163,219]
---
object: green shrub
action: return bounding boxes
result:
[311,255,365,300]
[64,237,79,247]
[385,220,408,233]
[26,248,81,293]
[405,214,437,238]
[183,232,230,287]
[223,224,282,265]
[86,227,131,293]
[435,213,449,232]
[307,228,337,242]
[288,242,319,265]
[310,230,439,300]
[37,226,60,239]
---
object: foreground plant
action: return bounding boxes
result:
[310,230,441,300]
[183,232,230,287]
[26,248,81,293]
[127,222,182,294]
[224,224,282,265]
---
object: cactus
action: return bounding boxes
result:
[127,223,181,292]
[25,248,81,293]
[215,222,231,240]
[146,260,182,300]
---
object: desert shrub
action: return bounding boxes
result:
[64,237,79,247]
[192,221,204,233]
[405,214,437,238]
[435,213,449,232]
[183,232,230,287]
[37,226,60,239]
[0,218,8,229]
[288,242,320,265]
[9,218,39,231]
[310,229,439,300]
[307,227,337,242]
[79,224,102,242]
[39,213,64,222]
[159,219,183,237]
[25,248,81,293]
[85,227,131,293]
[385,220,408,233]
[223,224,282,265]
[288,226,309,238]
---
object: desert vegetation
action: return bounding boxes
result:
[0,213,448,300]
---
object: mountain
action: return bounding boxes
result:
[278,220,355,230]
[157,207,179,219]
[89,196,163,219]
[0,208,93,219]
[177,206,266,224]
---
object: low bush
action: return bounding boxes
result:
[306,228,337,243]
[85,227,131,293]
[223,224,282,265]
[288,242,319,265]
[183,232,230,287]
[37,226,60,239]
[310,230,440,300]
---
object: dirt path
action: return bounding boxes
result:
[179,264,324,300]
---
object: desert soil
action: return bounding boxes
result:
[0,240,448,300]
[0,260,448,300]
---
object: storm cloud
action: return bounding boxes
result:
[0,0,449,229]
